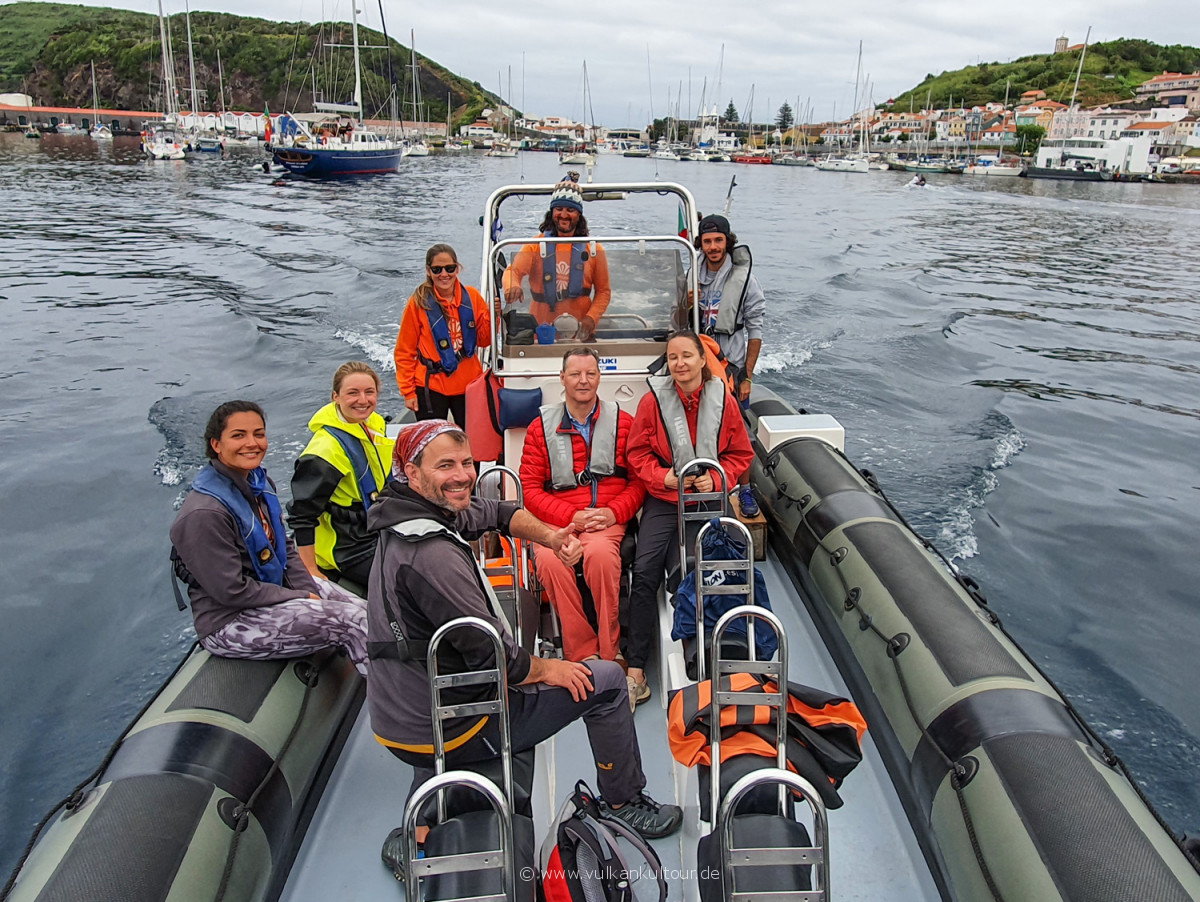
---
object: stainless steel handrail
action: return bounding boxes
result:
[402,769,516,902]
[709,605,787,826]
[694,516,757,682]
[717,767,829,901]
[427,617,514,817]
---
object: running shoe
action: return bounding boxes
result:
[738,484,760,518]
[603,791,684,840]
[626,674,651,712]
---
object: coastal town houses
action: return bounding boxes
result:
[1136,71,1200,109]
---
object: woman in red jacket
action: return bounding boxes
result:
[623,331,754,710]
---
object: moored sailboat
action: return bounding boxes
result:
[270,6,401,176]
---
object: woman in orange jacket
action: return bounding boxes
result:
[394,243,491,425]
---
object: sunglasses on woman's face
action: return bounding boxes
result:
[429,264,458,275]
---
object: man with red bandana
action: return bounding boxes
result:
[366,420,682,865]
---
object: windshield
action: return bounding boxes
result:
[492,236,690,349]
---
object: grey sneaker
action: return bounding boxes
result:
[604,791,683,840]
[380,827,406,881]
[626,674,650,713]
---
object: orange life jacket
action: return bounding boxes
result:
[698,333,737,395]
[668,672,868,808]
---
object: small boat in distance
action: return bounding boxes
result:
[965,154,1023,177]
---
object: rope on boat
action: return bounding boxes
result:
[0,641,202,902]
[213,659,324,902]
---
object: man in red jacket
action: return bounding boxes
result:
[520,347,646,663]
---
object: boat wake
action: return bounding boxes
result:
[935,413,1026,560]
[335,325,398,372]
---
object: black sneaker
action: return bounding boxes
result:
[603,791,683,840]
[380,827,406,881]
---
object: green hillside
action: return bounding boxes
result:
[0,1,504,126]
[889,39,1200,111]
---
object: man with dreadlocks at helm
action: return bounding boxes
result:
[502,170,611,341]
[367,420,682,873]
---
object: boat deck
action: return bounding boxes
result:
[279,550,939,901]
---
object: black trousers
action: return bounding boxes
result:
[391,660,644,808]
[418,388,467,427]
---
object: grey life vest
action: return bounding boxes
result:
[540,401,619,491]
[368,517,514,662]
[705,244,753,337]
[647,375,725,474]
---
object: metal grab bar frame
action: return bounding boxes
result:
[427,617,515,819]
[708,605,788,826]
[675,457,730,591]
[694,516,757,682]
[402,769,516,902]
[716,766,830,901]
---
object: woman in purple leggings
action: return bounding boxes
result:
[170,400,368,669]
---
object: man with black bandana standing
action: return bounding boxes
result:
[366,420,681,865]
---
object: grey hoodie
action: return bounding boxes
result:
[364,483,527,750]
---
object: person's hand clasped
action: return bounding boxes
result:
[691,473,714,493]
[584,507,616,531]
[540,658,594,702]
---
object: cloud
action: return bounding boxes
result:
[8,0,1197,124]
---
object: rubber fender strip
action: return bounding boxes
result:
[748,398,795,419]
[910,687,1086,819]
[100,721,293,858]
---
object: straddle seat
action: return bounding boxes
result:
[693,606,830,901]
[401,617,538,902]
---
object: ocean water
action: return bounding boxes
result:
[1,133,1198,874]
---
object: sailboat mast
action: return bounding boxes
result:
[217,49,226,117]
[184,1,199,125]
[156,0,177,118]
[91,60,99,121]
[1069,26,1092,109]
[350,4,363,124]
[410,31,421,138]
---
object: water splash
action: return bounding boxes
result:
[335,326,397,372]
[936,416,1026,561]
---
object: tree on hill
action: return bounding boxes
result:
[885,38,1200,112]
[775,101,793,130]
[724,100,739,123]
[1015,124,1046,156]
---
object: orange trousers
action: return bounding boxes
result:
[533,524,626,662]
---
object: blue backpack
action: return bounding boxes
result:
[671,520,778,661]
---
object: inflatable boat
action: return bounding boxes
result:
[6,180,1199,902]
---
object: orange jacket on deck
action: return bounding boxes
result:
[394,283,491,401]
[501,235,611,325]
[667,672,867,808]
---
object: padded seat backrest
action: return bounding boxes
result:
[696,814,812,902]
[422,810,537,902]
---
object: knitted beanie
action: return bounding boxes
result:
[549,171,584,213]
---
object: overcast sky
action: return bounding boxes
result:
[11,0,1200,124]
